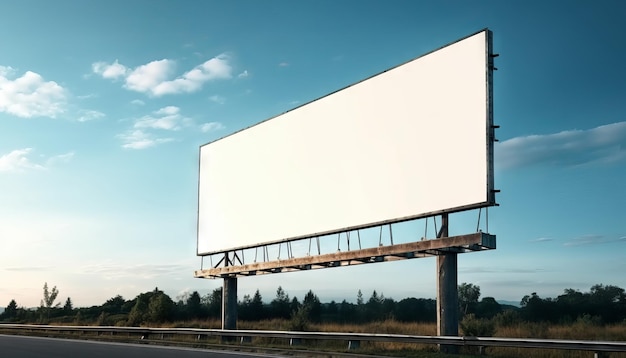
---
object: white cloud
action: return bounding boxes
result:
[131,99,145,106]
[563,234,626,247]
[238,70,249,78]
[0,148,74,172]
[118,129,174,150]
[496,121,626,169]
[124,59,174,94]
[0,66,67,118]
[92,60,128,80]
[82,262,189,280]
[93,54,233,97]
[77,93,97,100]
[279,62,289,67]
[200,122,224,133]
[118,106,194,149]
[0,65,15,77]
[0,148,44,172]
[46,152,75,166]
[133,106,191,131]
[528,237,554,243]
[208,95,225,104]
[76,109,105,122]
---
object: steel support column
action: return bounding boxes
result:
[222,276,237,330]
[437,213,459,354]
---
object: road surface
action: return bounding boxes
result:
[0,334,285,358]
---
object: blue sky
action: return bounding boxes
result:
[1,0,625,308]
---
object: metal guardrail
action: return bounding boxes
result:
[1,324,626,355]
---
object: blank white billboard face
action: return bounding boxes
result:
[198,30,494,255]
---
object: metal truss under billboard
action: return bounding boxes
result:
[197,29,496,257]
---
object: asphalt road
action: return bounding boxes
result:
[0,334,284,358]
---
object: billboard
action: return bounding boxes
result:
[198,29,494,255]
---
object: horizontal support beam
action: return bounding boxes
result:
[195,232,495,278]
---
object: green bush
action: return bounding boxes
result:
[575,314,602,326]
[288,306,311,331]
[494,309,522,327]
[460,314,496,337]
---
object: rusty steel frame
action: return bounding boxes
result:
[194,232,495,279]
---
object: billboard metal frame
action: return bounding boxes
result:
[196,28,496,257]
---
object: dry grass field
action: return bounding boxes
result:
[158,318,626,357]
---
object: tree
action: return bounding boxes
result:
[339,299,357,322]
[475,297,502,319]
[1,299,18,320]
[395,298,436,322]
[302,290,322,322]
[290,296,301,315]
[127,298,148,326]
[204,288,223,318]
[102,295,126,314]
[325,300,339,321]
[356,290,364,305]
[365,290,384,321]
[271,286,291,319]
[63,297,73,314]
[40,282,60,321]
[250,290,265,320]
[148,292,175,322]
[186,291,204,319]
[458,283,480,315]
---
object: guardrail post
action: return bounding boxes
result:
[348,340,360,350]
[594,352,609,358]
[240,336,252,344]
[290,338,302,346]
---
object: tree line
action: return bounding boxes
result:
[1,282,624,327]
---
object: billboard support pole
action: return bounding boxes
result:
[436,213,459,354]
[222,252,237,331]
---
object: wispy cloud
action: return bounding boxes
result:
[200,122,224,133]
[130,99,145,106]
[0,148,45,172]
[238,70,249,79]
[208,95,225,104]
[496,121,626,169]
[278,62,289,67]
[46,152,75,166]
[460,266,547,274]
[76,109,105,122]
[119,106,224,149]
[83,262,190,280]
[0,148,74,172]
[4,266,51,272]
[563,234,626,247]
[0,65,67,118]
[118,129,174,150]
[77,93,97,100]
[133,106,191,131]
[93,54,233,96]
[529,237,555,243]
